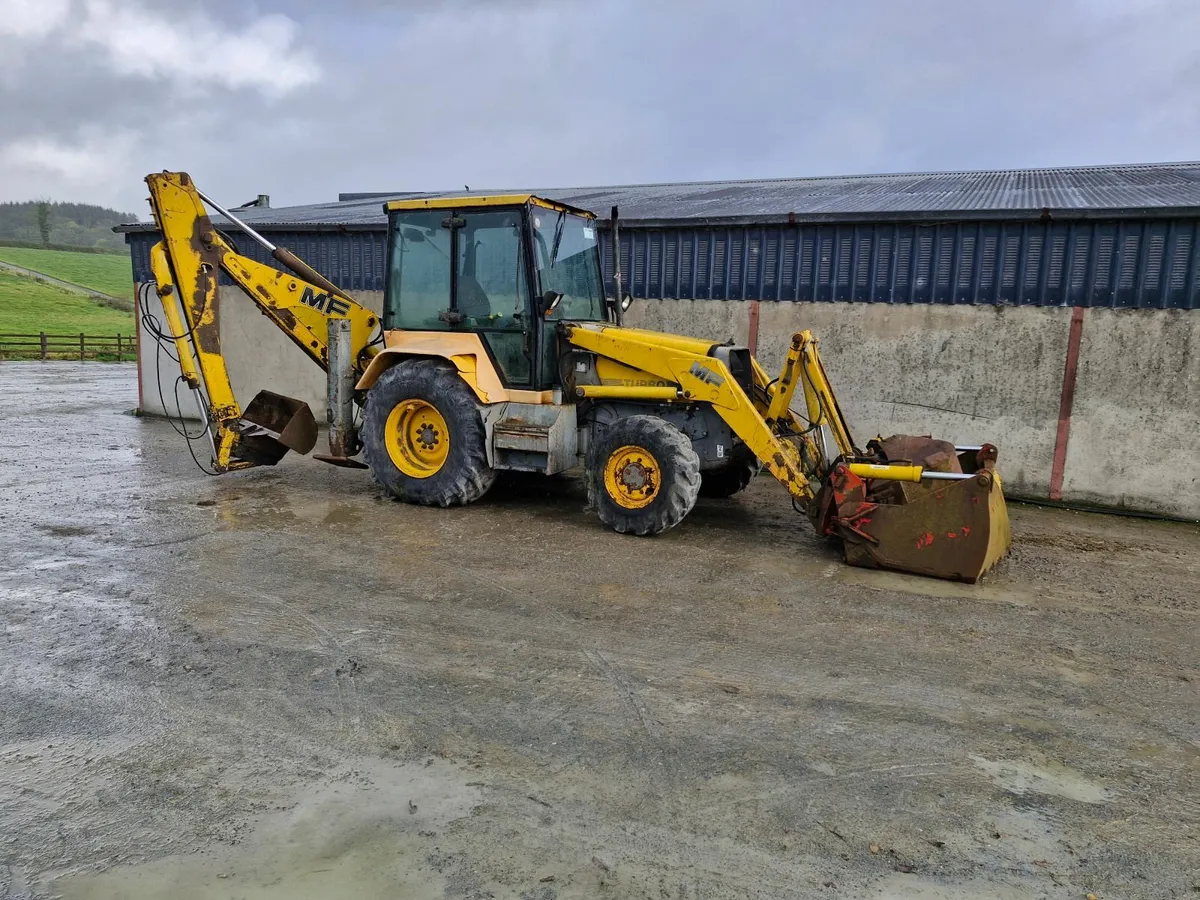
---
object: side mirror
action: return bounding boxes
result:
[540,290,564,317]
[620,292,633,312]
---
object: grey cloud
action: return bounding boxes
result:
[2,0,1199,214]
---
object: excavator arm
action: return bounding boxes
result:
[144,172,379,471]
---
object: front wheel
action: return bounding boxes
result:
[362,359,496,507]
[585,415,700,535]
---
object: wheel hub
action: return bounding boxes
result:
[416,422,439,451]
[383,399,450,479]
[620,461,650,491]
[604,445,660,509]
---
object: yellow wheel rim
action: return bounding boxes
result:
[603,445,660,509]
[384,399,449,478]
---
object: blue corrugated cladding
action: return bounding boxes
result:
[127,230,389,292]
[600,219,1200,308]
[129,217,1200,308]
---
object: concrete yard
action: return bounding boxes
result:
[1,362,1197,899]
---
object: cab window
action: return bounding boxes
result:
[387,210,452,330]
[456,210,528,330]
[532,209,605,321]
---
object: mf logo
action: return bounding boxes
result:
[300,286,352,317]
[688,361,725,387]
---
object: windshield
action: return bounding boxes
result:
[531,209,605,321]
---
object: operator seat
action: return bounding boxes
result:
[458,275,492,319]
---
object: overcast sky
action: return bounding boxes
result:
[1,0,1198,215]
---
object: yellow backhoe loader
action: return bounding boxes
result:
[142,172,1011,581]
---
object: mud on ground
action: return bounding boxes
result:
[1,363,1197,899]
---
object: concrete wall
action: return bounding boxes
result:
[623,297,752,347]
[627,300,1068,496]
[1062,309,1199,519]
[138,287,1199,520]
[626,297,1198,519]
[136,285,383,420]
[757,303,1070,499]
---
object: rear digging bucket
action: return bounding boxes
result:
[234,390,318,466]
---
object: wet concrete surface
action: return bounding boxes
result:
[1,361,1197,899]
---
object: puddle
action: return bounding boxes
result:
[205,493,367,531]
[53,758,483,900]
[35,524,96,538]
[970,754,1113,804]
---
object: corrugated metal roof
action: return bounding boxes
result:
[117,161,1200,232]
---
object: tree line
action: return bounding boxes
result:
[0,200,140,252]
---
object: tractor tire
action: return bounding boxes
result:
[586,415,701,536]
[362,359,496,507]
[698,445,760,498]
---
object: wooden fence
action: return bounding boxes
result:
[0,332,136,361]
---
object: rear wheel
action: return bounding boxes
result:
[699,445,760,498]
[586,415,700,535]
[362,359,496,507]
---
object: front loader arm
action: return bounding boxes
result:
[563,324,819,501]
[565,323,928,504]
[145,171,378,471]
[753,330,857,459]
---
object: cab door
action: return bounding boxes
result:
[454,208,534,387]
[528,206,608,391]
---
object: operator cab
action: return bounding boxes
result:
[383,194,611,390]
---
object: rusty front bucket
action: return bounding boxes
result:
[233,390,318,467]
[818,439,1013,582]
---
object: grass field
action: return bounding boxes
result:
[0,246,133,300]
[0,271,135,335]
